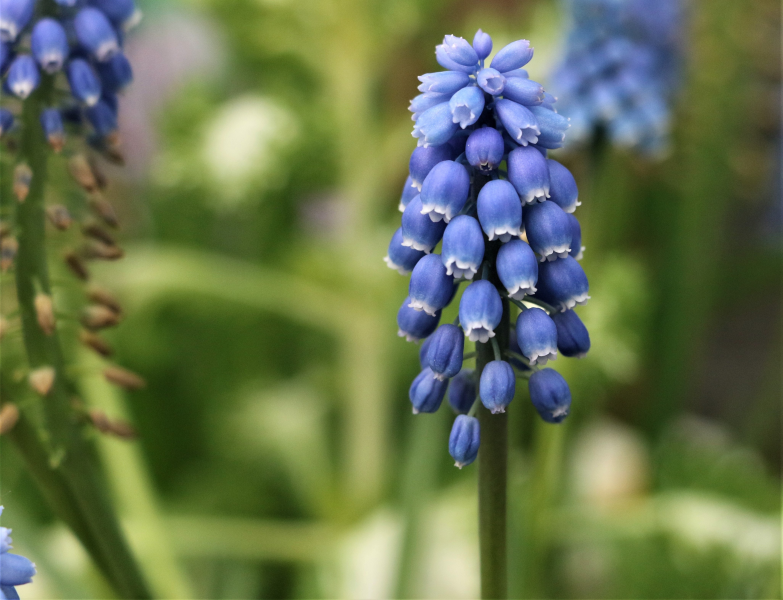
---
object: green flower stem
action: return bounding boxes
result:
[11,76,152,599]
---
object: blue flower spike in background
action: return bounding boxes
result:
[0,507,36,600]
[384,28,590,599]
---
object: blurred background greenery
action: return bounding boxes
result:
[1,0,780,598]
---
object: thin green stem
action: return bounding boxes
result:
[522,296,557,314]
[11,75,152,598]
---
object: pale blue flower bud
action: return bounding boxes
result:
[459,280,502,343]
[419,160,470,223]
[449,414,480,468]
[529,105,570,149]
[507,145,550,204]
[449,85,484,129]
[503,68,529,79]
[495,99,539,146]
[31,19,69,74]
[67,59,102,106]
[449,369,476,414]
[528,368,571,423]
[409,144,451,190]
[427,323,464,380]
[466,126,504,172]
[523,201,572,262]
[546,160,579,213]
[385,227,425,275]
[413,102,458,147]
[0,554,35,586]
[472,29,492,60]
[401,195,446,253]
[74,8,120,62]
[480,360,515,414]
[496,239,538,300]
[515,307,557,366]
[408,253,455,316]
[0,0,34,42]
[40,108,65,150]
[399,175,418,211]
[551,309,590,358]
[0,109,13,136]
[501,78,544,106]
[409,367,447,413]
[535,256,589,311]
[95,52,133,93]
[441,215,484,279]
[418,71,470,95]
[566,213,583,260]
[437,35,479,69]
[397,296,441,342]
[476,67,504,96]
[490,39,533,73]
[409,92,448,120]
[86,98,118,138]
[4,55,39,99]
[541,92,557,111]
[88,0,142,31]
[477,179,522,242]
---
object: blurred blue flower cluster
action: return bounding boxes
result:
[0,507,36,600]
[0,0,139,152]
[386,30,591,469]
[551,0,683,154]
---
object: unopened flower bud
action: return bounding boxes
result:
[496,239,538,300]
[34,293,55,335]
[477,179,522,242]
[408,254,455,316]
[31,18,68,73]
[412,102,458,148]
[490,39,534,73]
[1,237,18,272]
[5,55,39,99]
[551,309,590,358]
[528,368,571,423]
[79,330,114,357]
[466,127,504,172]
[535,256,589,311]
[397,296,441,342]
[448,369,476,414]
[67,58,102,107]
[479,360,515,414]
[13,163,32,202]
[508,145,550,204]
[384,227,425,275]
[472,29,493,60]
[401,196,446,253]
[441,215,484,280]
[495,99,539,146]
[408,145,451,191]
[0,0,35,42]
[436,35,479,71]
[419,160,470,223]
[409,367,448,414]
[82,304,121,329]
[0,403,20,435]
[426,324,464,380]
[516,307,558,366]
[523,200,573,262]
[64,251,90,280]
[449,414,480,468]
[29,366,55,396]
[459,280,503,343]
[74,8,120,62]
[46,205,72,230]
[103,365,146,390]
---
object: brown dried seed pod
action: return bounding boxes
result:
[47,131,65,153]
[29,366,56,396]
[13,164,32,202]
[86,285,122,315]
[82,221,116,246]
[89,409,112,433]
[68,154,98,192]
[82,240,124,260]
[1,237,19,272]
[46,205,73,230]
[34,293,56,335]
[87,156,108,190]
[81,304,121,330]
[108,419,137,440]
[0,403,20,435]
[64,251,90,280]
[103,366,146,390]
[88,195,119,228]
[79,329,114,357]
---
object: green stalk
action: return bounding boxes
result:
[11,76,152,598]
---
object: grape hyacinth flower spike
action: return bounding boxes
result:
[0,507,36,598]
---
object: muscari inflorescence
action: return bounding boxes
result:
[0,507,36,600]
[386,30,591,469]
[551,0,683,154]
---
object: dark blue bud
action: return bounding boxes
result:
[437,35,479,69]
[516,307,558,366]
[418,71,470,95]
[480,360,515,414]
[413,102,458,148]
[385,227,425,275]
[409,144,451,190]
[88,0,141,30]
[398,296,441,342]
[419,160,470,223]
[0,0,34,42]
[0,42,13,74]
[529,106,570,149]
[401,195,446,253]
[0,108,14,136]
[74,8,120,62]
[449,415,480,468]
[546,160,579,213]
[503,68,529,79]
[95,51,133,93]
[67,59,102,106]
[523,201,573,262]
[427,323,464,380]
[495,99,539,146]
[54,0,79,5]
[566,213,583,260]
[86,98,118,138]
[502,78,544,106]
[409,93,448,119]
[408,254,455,316]
[472,29,492,60]
[477,179,522,242]
[466,126,504,172]
[490,39,534,73]
[551,309,590,358]
[507,145,550,204]
[535,256,589,311]
[459,280,502,343]
[0,554,35,586]
[449,85,484,129]
[409,367,448,413]
[449,369,476,414]
[4,55,39,99]
[496,239,538,300]
[446,133,467,159]
[441,215,484,279]
[528,368,571,423]
[40,108,65,151]
[31,19,69,74]
[477,67,505,96]
[399,175,418,211]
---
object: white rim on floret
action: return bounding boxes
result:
[574,246,585,261]
[564,199,581,213]
[506,281,536,300]
[551,405,569,419]
[123,9,144,32]
[444,258,478,280]
[401,236,433,253]
[528,348,557,366]
[520,188,550,204]
[397,329,422,343]
[420,202,453,223]
[408,298,440,317]
[539,243,572,262]
[486,225,521,242]
[0,23,18,43]
[558,292,590,312]
[463,322,496,343]
[12,81,34,100]
[95,41,120,63]
[383,255,411,275]
[41,53,65,74]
